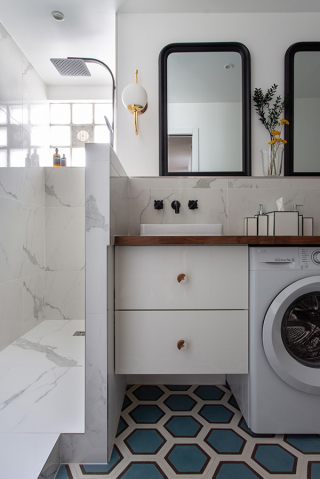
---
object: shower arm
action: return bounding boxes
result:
[67,57,116,141]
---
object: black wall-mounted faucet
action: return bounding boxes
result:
[188,200,198,210]
[171,200,181,214]
[154,200,164,210]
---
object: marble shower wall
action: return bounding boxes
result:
[128,177,320,235]
[0,167,45,351]
[110,148,129,242]
[44,168,85,321]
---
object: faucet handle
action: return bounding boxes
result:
[154,200,163,210]
[188,200,198,210]
[171,200,181,214]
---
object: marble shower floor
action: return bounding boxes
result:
[56,384,320,479]
[0,319,85,434]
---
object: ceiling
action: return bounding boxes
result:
[0,0,320,89]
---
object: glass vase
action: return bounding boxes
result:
[261,146,284,176]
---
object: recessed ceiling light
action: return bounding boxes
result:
[51,11,65,21]
[224,63,235,69]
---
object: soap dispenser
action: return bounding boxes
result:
[256,204,268,236]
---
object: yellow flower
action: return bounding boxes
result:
[268,140,277,144]
[280,118,289,125]
[272,130,281,136]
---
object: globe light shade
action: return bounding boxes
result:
[122,83,148,111]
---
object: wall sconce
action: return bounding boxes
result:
[122,70,148,135]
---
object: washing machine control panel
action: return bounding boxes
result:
[299,248,320,269]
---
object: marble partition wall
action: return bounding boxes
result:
[128,176,320,235]
[0,167,45,351]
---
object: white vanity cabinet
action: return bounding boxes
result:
[115,245,248,375]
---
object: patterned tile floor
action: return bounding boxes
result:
[56,385,320,479]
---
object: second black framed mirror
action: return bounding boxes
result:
[159,42,251,176]
[285,42,320,176]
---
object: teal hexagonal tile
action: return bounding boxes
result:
[118,462,167,479]
[205,429,246,454]
[80,446,123,474]
[213,461,263,479]
[164,415,203,438]
[228,395,240,410]
[165,444,210,474]
[285,435,320,454]
[55,465,73,479]
[165,385,191,391]
[121,395,132,411]
[129,404,165,424]
[133,386,164,401]
[164,394,196,411]
[199,405,234,423]
[252,444,297,474]
[125,429,166,455]
[308,461,320,479]
[194,386,224,400]
[238,417,274,438]
[116,417,129,437]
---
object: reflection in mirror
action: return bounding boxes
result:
[285,43,320,175]
[159,43,251,176]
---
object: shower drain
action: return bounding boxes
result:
[73,331,85,336]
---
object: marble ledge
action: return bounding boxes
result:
[0,319,85,434]
[114,235,320,246]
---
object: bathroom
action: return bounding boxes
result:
[1,2,320,479]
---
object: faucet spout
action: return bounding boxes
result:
[171,200,181,214]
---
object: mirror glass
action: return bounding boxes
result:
[159,43,251,176]
[285,43,320,175]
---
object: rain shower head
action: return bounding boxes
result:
[50,58,91,76]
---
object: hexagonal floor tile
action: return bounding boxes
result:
[164,394,196,411]
[194,385,224,400]
[285,434,320,454]
[228,395,240,410]
[121,395,132,411]
[132,386,164,401]
[205,428,246,454]
[80,446,123,474]
[118,462,167,479]
[124,428,166,454]
[238,417,275,438]
[252,444,297,474]
[199,404,234,423]
[129,404,165,424]
[213,461,263,479]
[165,385,191,391]
[307,461,320,479]
[164,415,203,438]
[165,444,210,474]
[116,417,129,437]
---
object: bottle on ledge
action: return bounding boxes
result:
[53,148,60,167]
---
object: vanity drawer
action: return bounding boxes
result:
[115,310,248,374]
[115,245,248,310]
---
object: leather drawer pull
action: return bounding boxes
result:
[177,274,187,283]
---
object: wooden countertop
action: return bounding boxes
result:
[115,236,320,246]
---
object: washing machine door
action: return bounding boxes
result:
[263,276,320,394]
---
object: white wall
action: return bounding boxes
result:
[117,12,320,176]
[169,102,241,171]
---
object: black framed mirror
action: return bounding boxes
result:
[159,42,251,176]
[285,42,320,176]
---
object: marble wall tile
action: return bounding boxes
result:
[129,176,228,193]
[61,313,108,463]
[228,177,292,189]
[45,168,85,207]
[0,279,23,352]
[22,168,45,207]
[86,228,107,315]
[0,168,24,201]
[39,437,60,479]
[45,208,85,272]
[128,187,228,235]
[23,273,45,333]
[45,271,85,321]
[0,197,23,283]
[23,203,45,276]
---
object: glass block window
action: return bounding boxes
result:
[0,102,112,167]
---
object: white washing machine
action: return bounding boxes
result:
[228,246,320,434]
